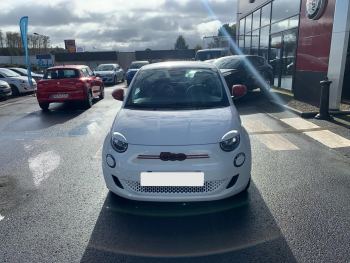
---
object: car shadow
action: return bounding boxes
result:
[4,102,85,132]
[235,90,286,116]
[80,183,297,263]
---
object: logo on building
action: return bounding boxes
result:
[306,0,328,20]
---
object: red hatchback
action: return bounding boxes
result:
[37,65,104,110]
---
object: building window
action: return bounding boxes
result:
[271,0,301,24]
[245,14,252,34]
[251,29,260,55]
[239,18,245,35]
[271,15,299,34]
[244,33,252,54]
[252,9,261,31]
[261,3,271,27]
[259,26,270,60]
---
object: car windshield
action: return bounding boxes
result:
[44,69,80,79]
[96,65,115,71]
[11,68,30,75]
[214,57,242,69]
[129,62,149,69]
[125,67,229,110]
[0,69,20,77]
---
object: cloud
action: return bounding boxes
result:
[0,0,237,51]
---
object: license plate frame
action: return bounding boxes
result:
[50,93,69,99]
[140,172,204,187]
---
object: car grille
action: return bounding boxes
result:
[121,180,226,194]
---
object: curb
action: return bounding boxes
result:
[269,99,318,118]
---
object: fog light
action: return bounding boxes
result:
[106,154,116,168]
[234,153,245,167]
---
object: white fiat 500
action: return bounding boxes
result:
[102,61,251,202]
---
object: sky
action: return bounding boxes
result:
[0,0,237,51]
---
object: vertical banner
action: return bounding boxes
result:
[19,16,33,88]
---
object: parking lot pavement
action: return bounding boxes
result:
[0,88,349,263]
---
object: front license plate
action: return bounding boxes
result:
[140,172,204,187]
[51,93,69,99]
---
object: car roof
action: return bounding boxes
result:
[197,48,228,52]
[217,55,263,60]
[131,61,149,64]
[48,65,88,70]
[140,61,217,70]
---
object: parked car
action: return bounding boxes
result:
[37,65,104,110]
[195,48,231,61]
[102,61,251,202]
[0,80,12,99]
[0,68,36,96]
[213,55,273,92]
[94,64,124,85]
[8,67,44,81]
[126,61,150,85]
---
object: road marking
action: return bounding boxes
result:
[0,214,4,221]
[280,117,319,130]
[242,119,274,133]
[304,130,350,148]
[256,134,299,151]
[0,97,33,109]
[28,151,60,187]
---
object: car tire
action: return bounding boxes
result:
[114,76,118,85]
[261,74,272,94]
[99,85,105,100]
[39,102,49,111]
[10,85,20,97]
[84,90,93,109]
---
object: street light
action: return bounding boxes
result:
[33,32,49,53]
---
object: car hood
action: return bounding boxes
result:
[95,71,114,75]
[5,76,29,83]
[112,107,241,146]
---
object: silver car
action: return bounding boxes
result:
[0,80,12,99]
[94,64,124,85]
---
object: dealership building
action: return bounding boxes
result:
[237,0,350,110]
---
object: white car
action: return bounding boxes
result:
[0,68,36,96]
[102,61,251,202]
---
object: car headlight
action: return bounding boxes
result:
[111,132,128,153]
[220,131,240,152]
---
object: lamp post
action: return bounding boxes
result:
[33,32,49,54]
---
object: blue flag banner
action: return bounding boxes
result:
[19,16,33,88]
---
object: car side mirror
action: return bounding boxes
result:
[231,84,247,99]
[112,88,124,101]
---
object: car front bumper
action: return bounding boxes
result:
[0,86,12,98]
[102,129,251,202]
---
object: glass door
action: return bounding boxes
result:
[281,30,297,91]
[269,34,283,87]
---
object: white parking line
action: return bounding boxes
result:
[0,97,33,109]
[304,130,350,148]
[280,117,320,130]
[256,134,299,151]
[242,119,274,133]
[94,146,103,159]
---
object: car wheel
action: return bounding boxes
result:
[39,102,49,111]
[114,76,118,85]
[261,74,272,94]
[84,90,93,108]
[10,85,20,97]
[99,85,105,100]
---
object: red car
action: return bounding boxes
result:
[37,65,104,110]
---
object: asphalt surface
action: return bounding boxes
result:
[0,85,349,263]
